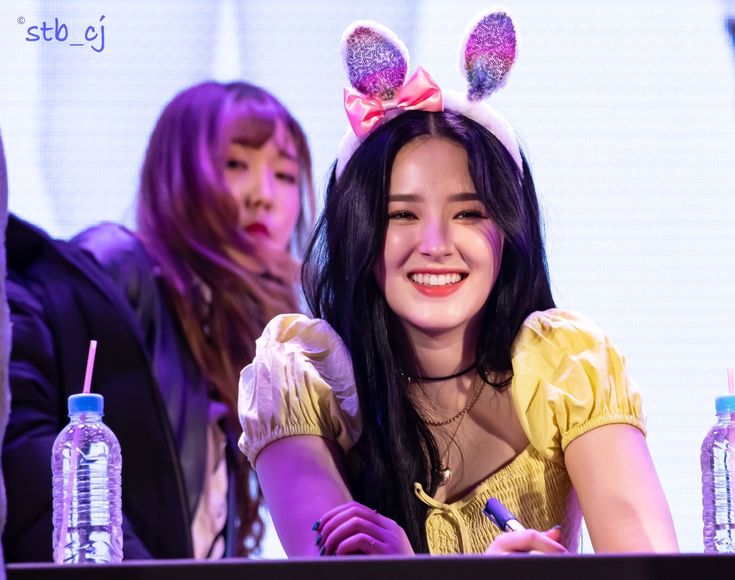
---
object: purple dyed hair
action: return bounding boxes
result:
[136,81,314,556]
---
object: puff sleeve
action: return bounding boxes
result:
[510,309,645,462]
[238,314,362,466]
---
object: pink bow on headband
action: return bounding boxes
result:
[344,67,444,138]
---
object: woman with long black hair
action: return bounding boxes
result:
[238,12,678,556]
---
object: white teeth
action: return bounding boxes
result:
[410,273,463,286]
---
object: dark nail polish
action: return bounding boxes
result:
[319,546,326,556]
[312,520,320,531]
[315,534,322,546]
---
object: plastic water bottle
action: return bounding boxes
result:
[52,393,123,563]
[701,393,735,553]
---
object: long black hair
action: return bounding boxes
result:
[302,110,555,552]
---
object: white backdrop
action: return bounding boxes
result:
[1,0,734,556]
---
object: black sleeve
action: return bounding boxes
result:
[2,275,62,561]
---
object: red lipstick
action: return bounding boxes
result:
[245,223,269,237]
[408,272,466,298]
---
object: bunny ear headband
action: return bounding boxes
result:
[336,8,523,177]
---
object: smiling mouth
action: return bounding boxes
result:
[407,272,468,297]
[408,273,466,286]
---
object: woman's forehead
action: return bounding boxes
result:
[228,117,297,157]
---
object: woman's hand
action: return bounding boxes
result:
[484,526,568,555]
[314,501,415,556]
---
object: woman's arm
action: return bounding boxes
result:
[564,423,679,553]
[256,436,415,556]
[255,435,353,557]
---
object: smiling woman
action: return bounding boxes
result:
[376,137,504,340]
[237,11,679,559]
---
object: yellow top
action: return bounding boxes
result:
[238,309,645,554]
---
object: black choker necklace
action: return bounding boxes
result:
[418,363,476,382]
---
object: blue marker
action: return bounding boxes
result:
[483,498,526,533]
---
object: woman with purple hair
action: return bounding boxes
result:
[4,80,314,560]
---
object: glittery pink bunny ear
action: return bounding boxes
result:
[341,21,409,100]
[460,10,517,101]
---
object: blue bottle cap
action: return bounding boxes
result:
[68,393,104,415]
[715,395,735,414]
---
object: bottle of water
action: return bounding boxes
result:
[52,393,123,563]
[701,393,735,553]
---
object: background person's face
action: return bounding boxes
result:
[375,136,504,340]
[223,122,301,251]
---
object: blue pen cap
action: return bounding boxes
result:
[715,395,735,414]
[68,393,104,416]
[484,498,516,529]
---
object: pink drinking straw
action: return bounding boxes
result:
[57,340,97,562]
[82,340,97,395]
[728,368,735,505]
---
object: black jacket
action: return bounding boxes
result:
[2,214,236,561]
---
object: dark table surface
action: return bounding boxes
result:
[6,553,735,580]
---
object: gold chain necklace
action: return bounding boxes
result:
[419,380,484,486]
[424,380,484,426]
[437,418,466,486]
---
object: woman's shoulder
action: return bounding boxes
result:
[71,222,160,310]
[514,308,610,357]
[510,308,645,457]
[258,313,344,345]
[520,308,606,337]
[239,314,361,465]
[255,314,354,388]
[72,222,150,273]
[256,314,348,359]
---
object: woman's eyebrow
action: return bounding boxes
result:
[388,192,479,202]
[228,139,297,162]
[448,192,480,202]
[388,193,422,202]
[277,148,298,162]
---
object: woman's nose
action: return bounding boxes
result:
[244,169,275,211]
[419,219,453,258]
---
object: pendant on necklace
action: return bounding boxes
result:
[438,466,452,487]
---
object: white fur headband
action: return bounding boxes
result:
[336,8,523,177]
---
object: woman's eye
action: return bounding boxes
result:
[455,209,486,220]
[275,171,297,184]
[226,159,248,171]
[388,210,417,221]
